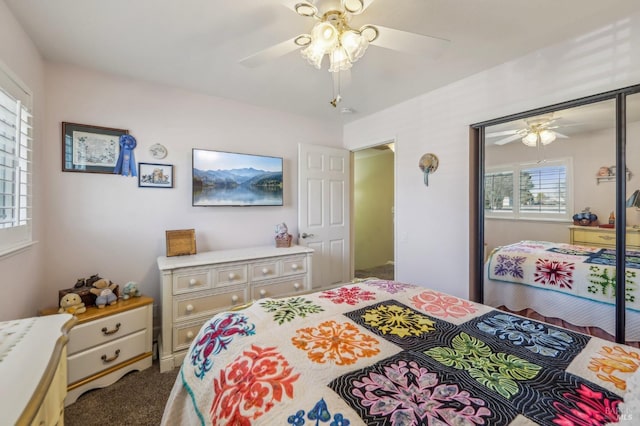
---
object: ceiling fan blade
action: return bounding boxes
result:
[486,130,519,138]
[494,134,524,146]
[239,37,300,68]
[348,0,376,14]
[370,25,449,57]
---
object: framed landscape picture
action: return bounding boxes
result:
[62,122,128,173]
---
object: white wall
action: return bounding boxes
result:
[40,63,342,320]
[0,0,46,320]
[344,12,640,299]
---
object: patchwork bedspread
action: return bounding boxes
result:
[161,279,640,425]
[487,240,640,312]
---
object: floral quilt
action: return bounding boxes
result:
[161,279,640,425]
[487,240,640,312]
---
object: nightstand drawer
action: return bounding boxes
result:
[252,277,308,300]
[67,329,149,384]
[214,265,248,287]
[281,256,307,276]
[174,288,248,322]
[572,228,616,247]
[627,231,640,249]
[173,320,207,352]
[67,305,148,355]
[173,268,211,294]
[250,260,280,282]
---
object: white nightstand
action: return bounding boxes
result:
[41,296,153,405]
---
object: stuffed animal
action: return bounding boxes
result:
[90,278,118,308]
[58,293,87,315]
[122,281,141,300]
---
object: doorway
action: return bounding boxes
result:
[353,143,395,280]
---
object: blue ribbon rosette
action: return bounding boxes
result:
[114,134,137,176]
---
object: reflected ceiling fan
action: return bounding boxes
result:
[239,0,449,106]
[487,114,569,147]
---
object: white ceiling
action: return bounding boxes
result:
[6,0,639,123]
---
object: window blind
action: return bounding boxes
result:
[0,63,33,255]
[519,165,567,214]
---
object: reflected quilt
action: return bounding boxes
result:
[487,240,640,312]
[161,280,640,425]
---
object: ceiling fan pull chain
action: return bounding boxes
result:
[330,70,343,107]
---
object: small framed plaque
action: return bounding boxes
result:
[165,229,197,257]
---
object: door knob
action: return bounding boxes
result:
[301,232,315,239]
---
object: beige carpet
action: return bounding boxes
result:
[354,263,394,281]
[65,361,179,425]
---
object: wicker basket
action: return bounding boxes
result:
[275,234,292,248]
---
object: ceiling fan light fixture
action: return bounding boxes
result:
[311,21,339,51]
[301,42,326,69]
[539,129,556,145]
[340,30,369,62]
[328,46,352,72]
[522,132,539,147]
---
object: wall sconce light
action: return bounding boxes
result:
[418,153,439,186]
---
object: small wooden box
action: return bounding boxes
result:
[166,229,197,257]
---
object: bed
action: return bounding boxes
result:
[484,240,640,345]
[161,279,640,425]
[0,313,75,425]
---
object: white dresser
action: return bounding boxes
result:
[157,245,313,372]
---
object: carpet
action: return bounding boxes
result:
[65,361,179,425]
[354,263,394,281]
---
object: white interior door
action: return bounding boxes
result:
[298,143,351,289]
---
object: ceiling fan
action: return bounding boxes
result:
[239,0,449,106]
[487,114,569,147]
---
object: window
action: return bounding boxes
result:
[485,158,572,221]
[0,63,33,256]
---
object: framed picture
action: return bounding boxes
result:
[138,163,174,188]
[62,122,128,173]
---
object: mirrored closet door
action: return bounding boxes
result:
[472,84,640,346]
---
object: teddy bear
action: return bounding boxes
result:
[122,281,141,300]
[90,278,118,308]
[58,293,87,315]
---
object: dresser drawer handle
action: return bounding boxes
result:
[262,268,270,275]
[598,235,616,241]
[186,331,194,339]
[291,263,299,270]
[101,323,121,335]
[186,304,194,313]
[231,295,239,303]
[259,289,267,297]
[293,282,301,290]
[189,278,198,286]
[101,349,121,363]
[228,272,236,280]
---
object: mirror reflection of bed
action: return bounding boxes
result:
[482,92,640,347]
